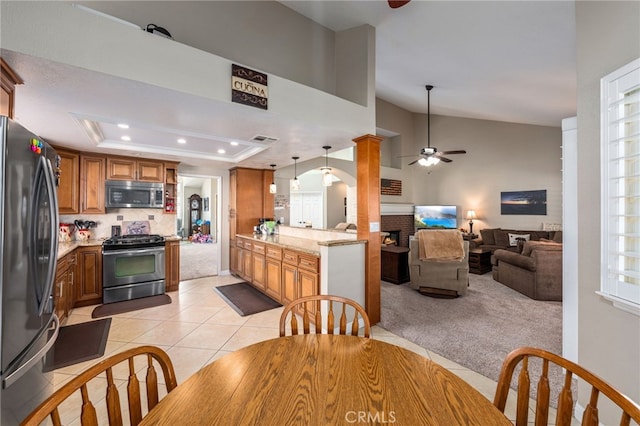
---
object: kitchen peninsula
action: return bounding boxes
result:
[233,226,367,313]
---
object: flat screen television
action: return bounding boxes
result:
[414,205,458,230]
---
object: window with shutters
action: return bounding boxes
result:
[600,57,640,315]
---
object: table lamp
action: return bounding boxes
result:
[466,210,477,234]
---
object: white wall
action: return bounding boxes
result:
[575,1,640,422]
[376,98,563,231]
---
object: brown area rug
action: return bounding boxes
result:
[214,282,281,316]
[44,318,111,372]
[92,294,172,318]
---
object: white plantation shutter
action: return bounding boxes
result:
[600,58,640,313]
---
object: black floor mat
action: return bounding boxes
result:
[91,294,172,319]
[44,318,111,372]
[214,282,281,316]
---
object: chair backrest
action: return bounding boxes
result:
[493,346,640,426]
[279,295,371,338]
[21,345,178,426]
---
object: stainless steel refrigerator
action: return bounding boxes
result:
[0,116,60,425]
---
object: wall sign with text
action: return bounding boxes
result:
[232,64,268,110]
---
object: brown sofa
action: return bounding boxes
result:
[491,240,563,301]
[471,228,563,253]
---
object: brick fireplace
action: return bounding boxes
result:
[381,215,414,248]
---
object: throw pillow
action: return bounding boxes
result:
[480,228,498,245]
[552,230,563,243]
[508,233,530,246]
[494,230,511,247]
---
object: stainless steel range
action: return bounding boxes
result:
[102,234,166,304]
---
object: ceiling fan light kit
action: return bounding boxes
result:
[408,85,466,167]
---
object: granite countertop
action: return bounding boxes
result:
[237,233,366,256]
[57,239,103,259]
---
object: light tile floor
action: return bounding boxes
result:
[54,275,570,425]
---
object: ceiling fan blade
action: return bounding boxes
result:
[438,150,467,155]
[438,156,453,163]
[408,159,420,166]
[388,0,411,8]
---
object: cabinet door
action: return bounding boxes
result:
[80,155,105,214]
[75,246,103,306]
[242,247,253,282]
[54,269,66,321]
[265,258,282,300]
[281,263,297,306]
[230,245,238,275]
[65,252,76,317]
[136,160,164,182]
[106,157,136,180]
[165,240,180,292]
[298,269,319,315]
[57,150,79,214]
[252,253,266,290]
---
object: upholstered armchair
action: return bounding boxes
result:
[408,236,470,296]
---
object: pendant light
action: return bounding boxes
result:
[321,146,332,187]
[269,164,277,194]
[290,156,301,191]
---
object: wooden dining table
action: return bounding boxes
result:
[140,335,511,425]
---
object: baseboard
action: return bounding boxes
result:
[219,269,231,276]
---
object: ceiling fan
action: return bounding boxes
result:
[408,85,467,166]
[388,1,411,8]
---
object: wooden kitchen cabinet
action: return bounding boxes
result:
[281,249,319,314]
[1,58,23,118]
[75,245,103,307]
[264,244,282,300]
[165,239,180,292]
[251,241,266,291]
[106,157,164,182]
[229,167,274,275]
[56,149,80,214]
[80,155,105,214]
[54,251,76,323]
[164,162,178,214]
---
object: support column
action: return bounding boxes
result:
[354,134,383,324]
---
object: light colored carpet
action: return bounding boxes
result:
[179,241,218,281]
[380,272,564,402]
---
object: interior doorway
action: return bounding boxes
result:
[177,174,222,280]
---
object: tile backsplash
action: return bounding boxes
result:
[60,209,177,241]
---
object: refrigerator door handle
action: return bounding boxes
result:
[40,157,59,316]
[2,314,60,389]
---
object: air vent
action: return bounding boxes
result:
[250,135,279,144]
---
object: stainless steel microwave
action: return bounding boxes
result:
[105,180,164,209]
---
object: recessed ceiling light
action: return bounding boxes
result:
[217,148,226,154]
[177,138,186,144]
[117,123,129,129]
[230,141,239,146]
[121,135,131,141]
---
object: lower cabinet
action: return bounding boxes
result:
[234,236,319,309]
[54,251,76,323]
[165,239,180,292]
[75,245,103,307]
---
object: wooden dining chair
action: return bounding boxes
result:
[21,345,178,426]
[493,346,640,426]
[279,294,371,338]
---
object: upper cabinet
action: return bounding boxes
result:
[80,155,106,214]
[0,58,23,119]
[57,149,80,214]
[106,157,164,182]
[164,162,178,214]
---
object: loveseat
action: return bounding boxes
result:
[471,228,563,253]
[491,240,563,301]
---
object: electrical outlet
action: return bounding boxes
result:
[117,215,123,221]
[148,215,154,220]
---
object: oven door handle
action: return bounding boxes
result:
[102,247,165,256]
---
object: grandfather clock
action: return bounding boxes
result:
[188,194,202,236]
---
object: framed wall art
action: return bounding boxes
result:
[500,190,547,215]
